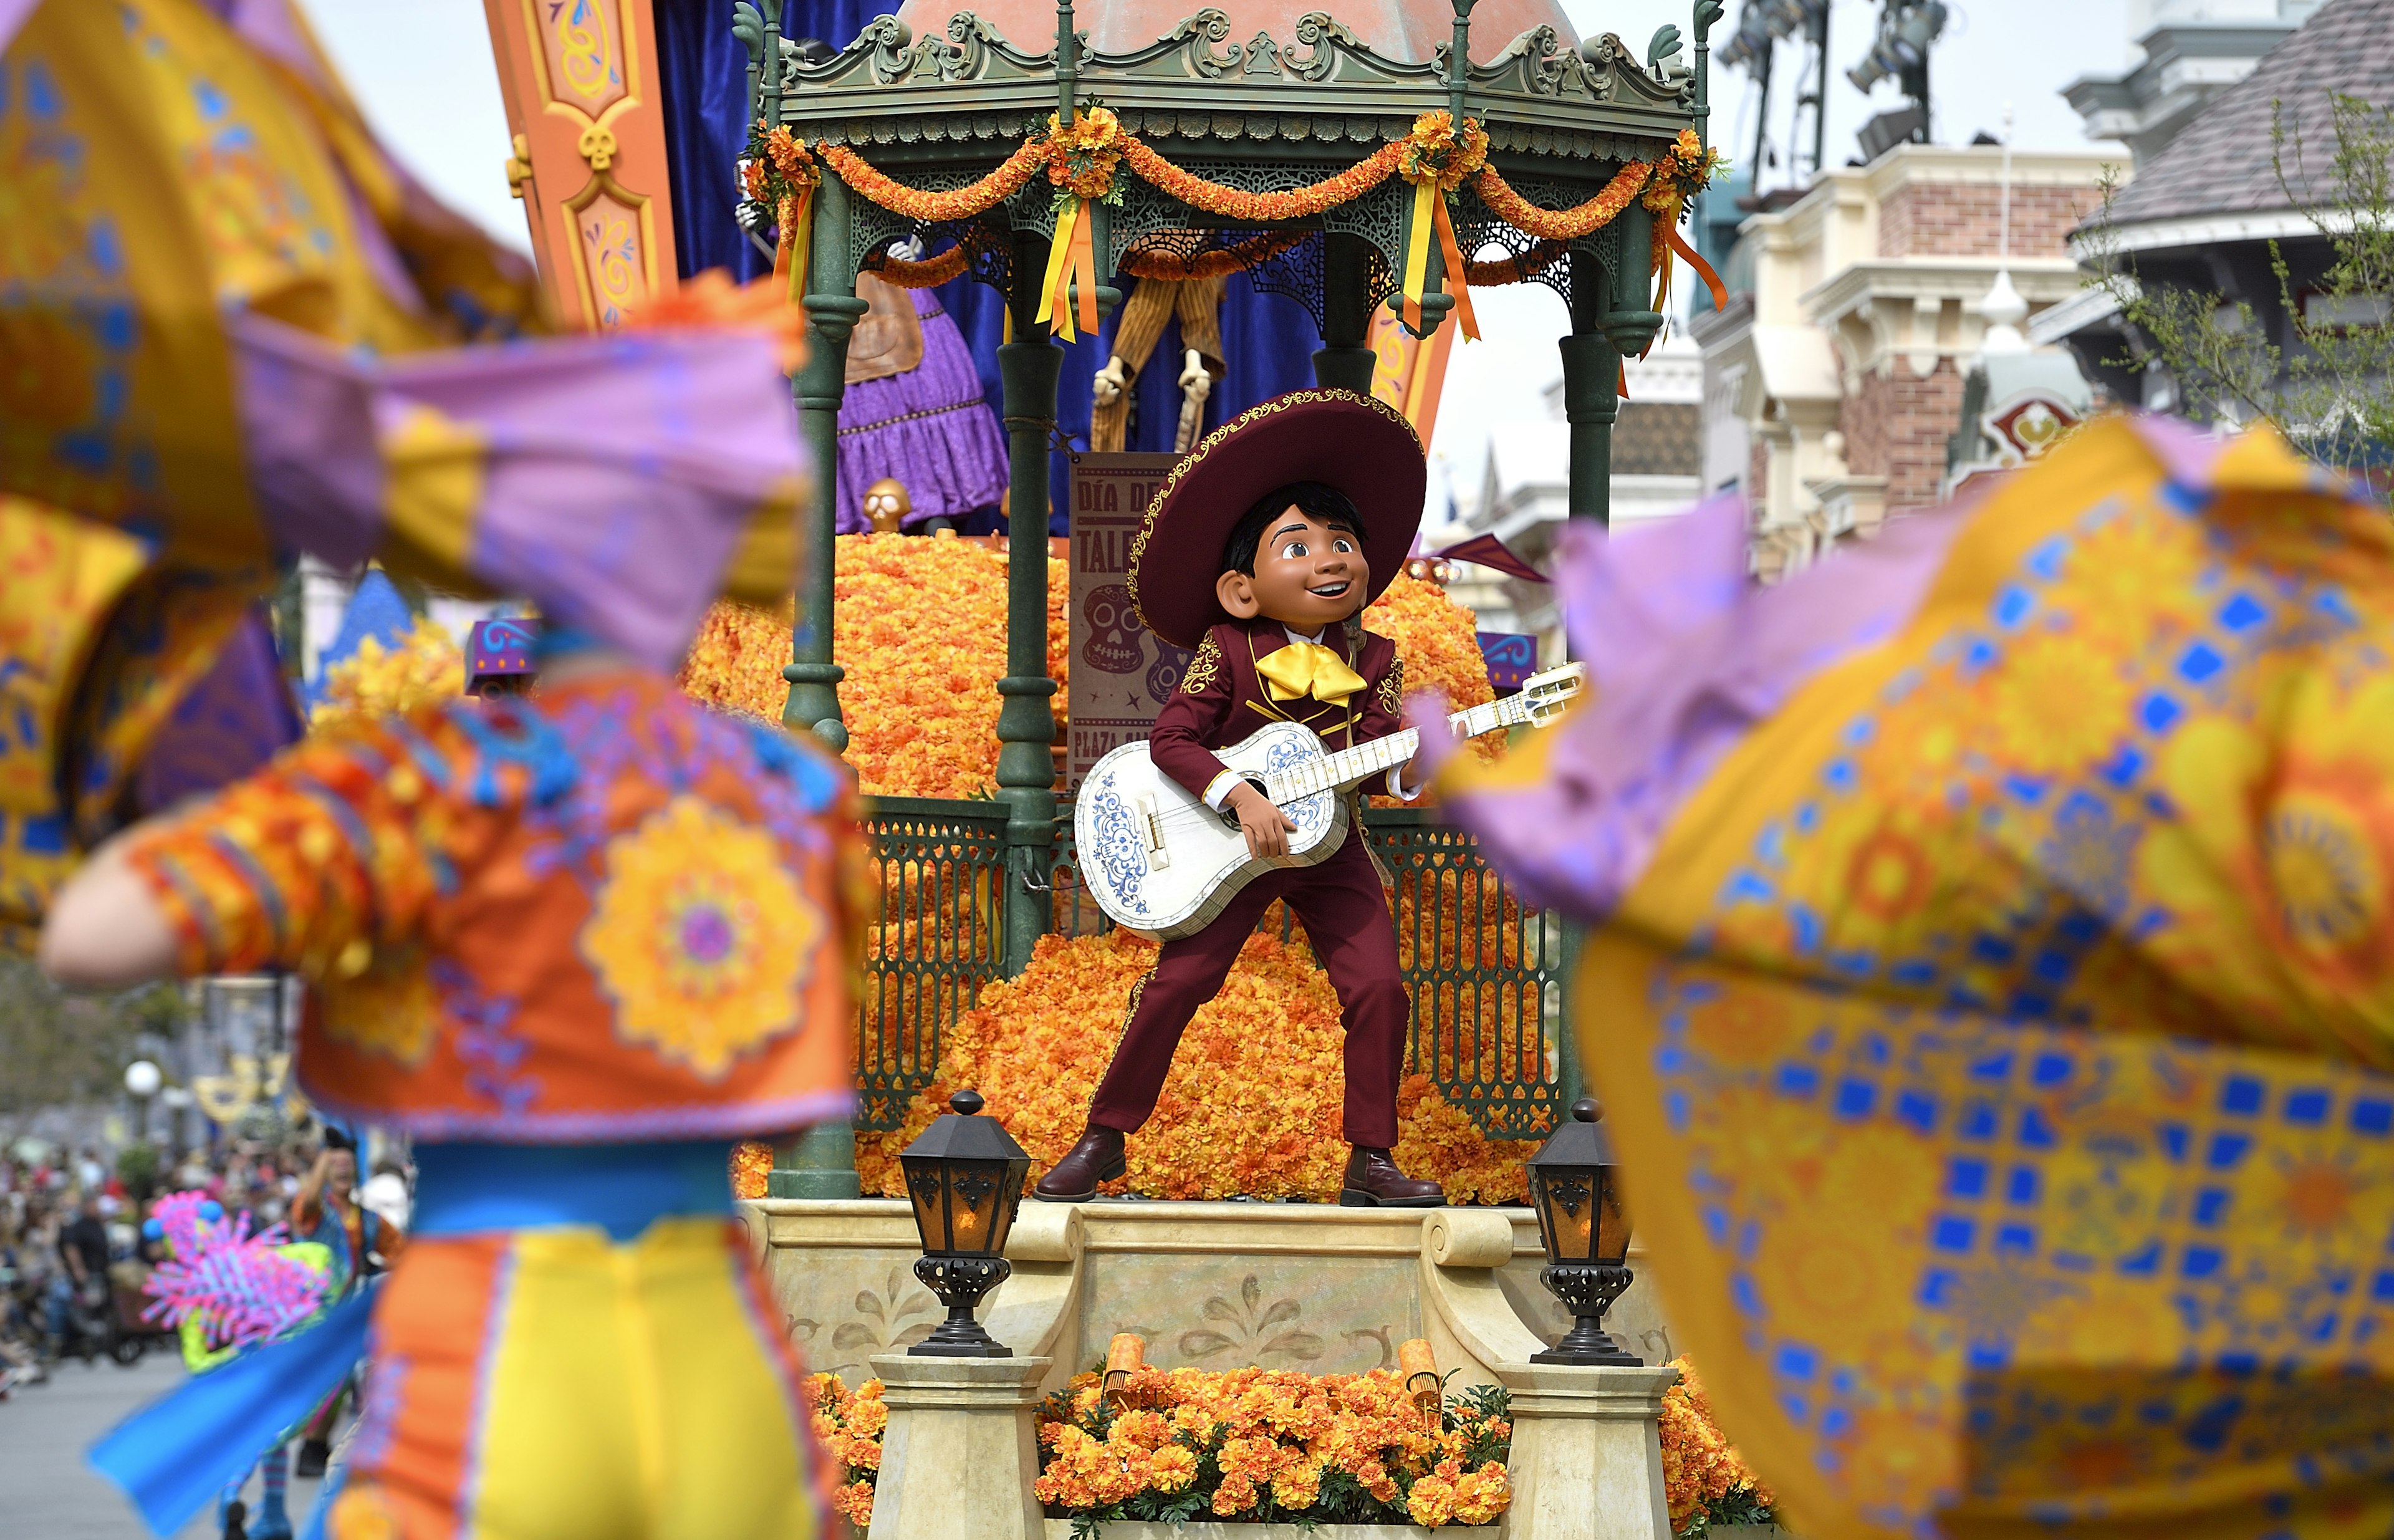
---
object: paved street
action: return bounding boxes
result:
[0,1350,330,1540]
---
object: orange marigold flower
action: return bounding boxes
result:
[1407,1475,1459,1528]
[729,1140,772,1200]
[1453,1463,1511,1526]
[1149,1445,1199,1493]
[847,1395,890,1440]
[833,1480,876,1526]
[1109,1409,1173,1450]
[1211,1475,1260,1517]
[1271,1460,1324,1512]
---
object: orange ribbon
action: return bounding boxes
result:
[772,189,815,309]
[1670,223,1728,310]
[1428,193,1481,343]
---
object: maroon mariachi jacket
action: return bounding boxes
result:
[1148,618,1409,804]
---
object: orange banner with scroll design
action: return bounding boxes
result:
[481,0,678,330]
[1366,306,1455,444]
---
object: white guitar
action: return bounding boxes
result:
[1074,664,1585,938]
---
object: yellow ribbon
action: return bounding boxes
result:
[1036,196,1100,341]
[1400,180,1479,341]
[1256,642,1368,706]
[1401,180,1436,336]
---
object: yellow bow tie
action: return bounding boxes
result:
[1256,641,1367,706]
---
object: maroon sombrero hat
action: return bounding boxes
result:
[1128,388,1426,648]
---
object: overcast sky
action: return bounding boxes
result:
[300,0,2138,514]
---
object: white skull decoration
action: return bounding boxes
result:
[1080,584,1144,674]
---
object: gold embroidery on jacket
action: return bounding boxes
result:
[1375,659,1406,715]
[1180,635,1224,695]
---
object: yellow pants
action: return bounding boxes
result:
[325,1218,824,1540]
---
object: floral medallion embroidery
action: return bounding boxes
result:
[317,944,440,1067]
[581,794,821,1079]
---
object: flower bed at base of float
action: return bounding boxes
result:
[805,1365,1514,1534]
[1040,1525,1493,1538]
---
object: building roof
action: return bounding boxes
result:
[2100,0,2394,228]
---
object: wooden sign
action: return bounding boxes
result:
[1065,452,1183,797]
[481,0,678,330]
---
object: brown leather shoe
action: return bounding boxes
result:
[1339,1147,1445,1207]
[1034,1126,1127,1201]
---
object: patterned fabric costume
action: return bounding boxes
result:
[116,672,862,1540]
[1440,416,2394,1540]
[1096,617,1415,1145]
[7,6,845,1537]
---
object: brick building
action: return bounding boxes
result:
[1692,145,2117,578]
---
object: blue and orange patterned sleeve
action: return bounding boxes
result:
[119,720,453,979]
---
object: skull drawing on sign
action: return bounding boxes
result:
[1146,639,1195,701]
[1081,585,1144,674]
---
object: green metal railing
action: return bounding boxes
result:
[858,795,1569,1138]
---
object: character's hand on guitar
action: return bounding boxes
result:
[1226,783,1299,860]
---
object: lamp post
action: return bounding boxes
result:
[1526,1098,1640,1365]
[899,1090,1032,1357]
[159,1085,195,1160]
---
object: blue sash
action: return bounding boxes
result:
[89,1286,374,1539]
[88,1140,734,1538]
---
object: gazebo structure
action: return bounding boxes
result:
[741,0,1721,1193]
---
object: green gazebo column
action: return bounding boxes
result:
[995,229,1064,979]
[784,169,868,754]
[1557,251,1621,526]
[773,170,868,1202]
[1313,234,1379,395]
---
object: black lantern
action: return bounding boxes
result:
[1526,1098,1640,1365]
[898,1089,1031,1357]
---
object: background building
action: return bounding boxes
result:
[1695,143,2116,577]
[2064,0,2324,167]
[2039,0,2394,425]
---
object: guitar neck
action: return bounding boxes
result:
[1263,695,1531,804]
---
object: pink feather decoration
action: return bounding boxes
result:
[141,1193,329,1350]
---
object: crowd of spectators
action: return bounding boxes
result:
[0,1131,411,1398]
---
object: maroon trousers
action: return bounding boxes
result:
[1089,836,1408,1148]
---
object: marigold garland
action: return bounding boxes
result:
[821,138,1046,224]
[1471,159,1651,243]
[1035,1365,1512,1527]
[855,926,1532,1203]
[870,242,974,289]
[1118,132,1407,224]
[814,115,1718,296]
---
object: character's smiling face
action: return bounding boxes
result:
[1216,506,1370,633]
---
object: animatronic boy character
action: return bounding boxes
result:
[1035,390,1443,1207]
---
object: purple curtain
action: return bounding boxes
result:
[654,1,1325,534]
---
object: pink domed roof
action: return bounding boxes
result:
[891,0,1582,67]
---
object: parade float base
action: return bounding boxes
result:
[735,1198,1676,1395]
